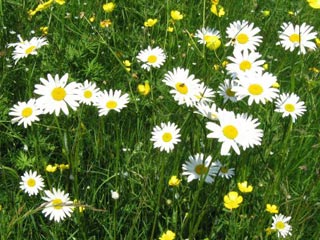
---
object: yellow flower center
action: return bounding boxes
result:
[289,33,300,43]
[106,100,118,109]
[194,164,208,175]
[162,132,172,142]
[226,88,235,97]
[21,107,33,117]
[275,221,285,230]
[220,166,228,173]
[236,33,249,44]
[27,178,36,187]
[83,90,93,99]
[248,84,263,95]
[223,125,238,139]
[52,198,63,210]
[284,103,295,112]
[147,55,157,64]
[25,45,36,54]
[175,82,188,94]
[239,60,252,71]
[51,87,66,101]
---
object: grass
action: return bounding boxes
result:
[0,0,320,239]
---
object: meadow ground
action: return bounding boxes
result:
[0,0,320,239]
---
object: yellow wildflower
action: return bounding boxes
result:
[103,2,116,13]
[224,191,243,210]
[40,26,49,35]
[262,10,270,17]
[167,26,174,32]
[315,38,320,47]
[266,204,279,214]
[100,19,112,28]
[89,15,96,22]
[137,81,151,96]
[168,176,181,187]
[170,10,183,21]
[307,0,320,9]
[237,181,253,193]
[144,18,158,27]
[205,35,221,50]
[210,4,225,17]
[59,164,70,171]
[46,164,58,173]
[159,230,176,240]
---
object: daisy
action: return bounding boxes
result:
[136,46,166,71]
[194,101,220,120]
[194,82,215,103]
[182,153,220,183]
[42,188,74,222]
[95,89,129,116]
[232,71,279,105]
[150,122,181,153]
[163,67,201,107]
[226,49,265,77]
[206,109,263,155]
[194,27,221,45]
[19,170,44,196]
[275,92,306,122]
[271,214,292,238]
[226,20,263,51]
[218,79,239,103]
[34,73,80,116]
[214,160,235,179]
[277,22,317,54]
[7,35,48,64]
[9,98,42,128]
[77,80,101,105]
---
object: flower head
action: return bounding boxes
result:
[214,161,235,179]
[210,4,225,17]
[144,18,158,27]
[271,214,292,238]
[218,79,239,103]
[34,73,80,116]
[168,176,181,187]
[307,0,320,9]
[159,230,176,240]
[20,170,45,196]
[77,80,101,105]
[136,46,166,71]
[151,122,181,153]
[103,2,116,13]
[224,191,243,210]
[237,181,253,193]
[171,10,183,20]
[9,98,42,128]
[95,89,129,116]
[275,92,306,122]
[137,81,151,96]
[42,188,73,222]
[266,204,279,214]
[194,27,221,45]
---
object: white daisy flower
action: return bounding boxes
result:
[214,160,235,179]
[77,80,101,105]
[194,82,215,103]
[226,49,265,77]
[7,35,48,64]
[277,22,317,55]
[275,92,306,122]
[9,98,43,128]
[182,153,220,183]
[218,79,239,103]
[42,188,74,222]
[19,170,45,196]
[163,67,201,107]
[95,89,129,116]
[136,46,166,71]
[194,27,221,45]
[206,109,263,155]
[34,73,80,116]
[226,20,263,51]
[271,214,292,238]
[150,122,181,153]
[232,71,279,105]
[194,101,220,121]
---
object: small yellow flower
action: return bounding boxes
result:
[224,191,243,210]
[159,230,176,240]
[144,18,158,27]
[272,82,280,88]
[288,10,295,15]
[315,38,320,47]
[46,164,58,173]
[266,204,279,214]
[262,10,270,17]
[59,164,70,171]
[170,10,183,21]
[205,35,221,50]
[222,60,229,68]
[210,4,225,17]
[100,19,112,28]
[307,0,320,9]
[103,2,116,13]
[167,26,174,32]
[40,26,49,35]
[168,176,181,187]
[213,64,220,71]
[309,67,320,73]
[263,63,269,70]
[54,0,65,5]
[137,81,151,96]
[237,181,253,193]
[89,15,96,22]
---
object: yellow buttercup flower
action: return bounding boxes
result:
[167,26,174,32]
[205,35,221,50]
[89,15,96,22]
[170,10,183,21]
[315,38,320,47]
[40,26,49,35]
[224,191,243,210]
[46,164,58,173]
[144,18,158,27]
[262,10,270,17]
[59,164,70,171]
[210,4,225,17]
[137,81,151,96]
[237,181,253,193]
[103,2,116,13]
[100,19,112,28]
[307,0,320,9]
[266,204,279,214]
[159,230,176,240]
[168,176,181,187]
